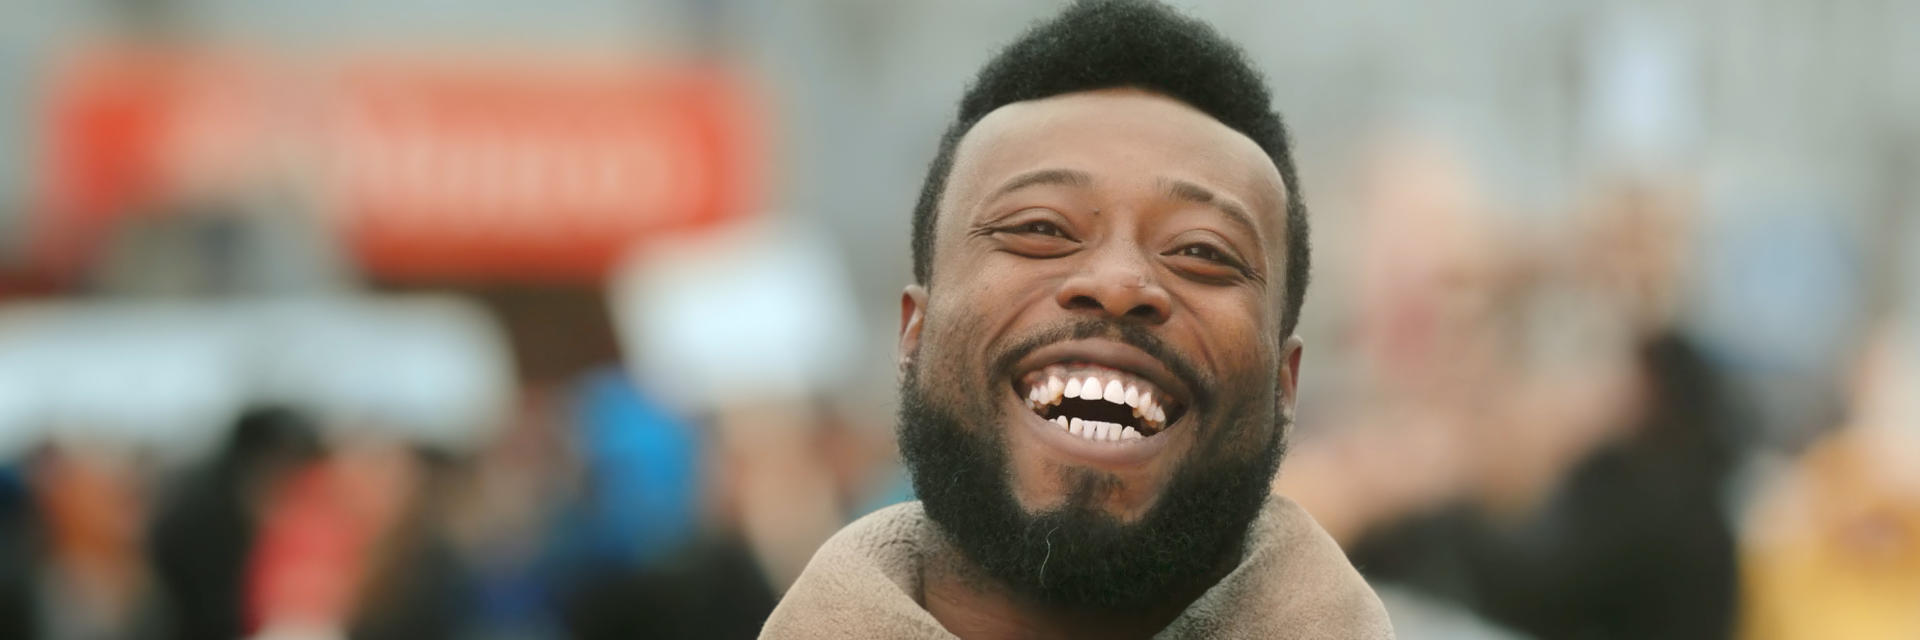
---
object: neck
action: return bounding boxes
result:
[920,544,1234,640]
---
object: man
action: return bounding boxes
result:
[762,2,1392,638]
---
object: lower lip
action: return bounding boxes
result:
[1011,393,1177,467]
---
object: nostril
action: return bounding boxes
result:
[1126,304,1162,321]
[1064,295,1103,311]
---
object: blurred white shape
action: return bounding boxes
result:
[1582,7,1700,170]
[0,295,514,462]
[249,296,515,453]
[610,217,864,414]
[0,364,33,457]
[0,303,249,461]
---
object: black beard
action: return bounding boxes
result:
[897,327,1286,611]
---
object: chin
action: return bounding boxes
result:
[1003,432,1184,524]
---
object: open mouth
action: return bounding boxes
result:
[1017,364,1189,442]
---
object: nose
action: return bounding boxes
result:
[1055,242,1172,324]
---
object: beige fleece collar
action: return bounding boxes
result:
[761,495,1394,639]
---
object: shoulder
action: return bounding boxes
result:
[1160,495,1395,639]
[760,502,955,639]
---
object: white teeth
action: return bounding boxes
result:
[1025,367,1178,439]
[1052,417,1150,443]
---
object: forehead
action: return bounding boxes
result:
[939,89,1288,241]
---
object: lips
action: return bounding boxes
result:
[1009,341,1192,445]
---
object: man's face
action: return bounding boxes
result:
[898,89,1302,606]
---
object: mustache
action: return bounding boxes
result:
[987,319,1214,407]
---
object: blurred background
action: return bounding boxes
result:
[0,0,1915,638]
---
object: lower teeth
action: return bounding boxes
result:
[1050,416,1143,442]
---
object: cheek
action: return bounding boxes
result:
[1179,294,1284,449]
[917,289,1020,391]
[928,263,1059,348]
[1178,291,1279,375]
[967,256,1059,299]
[916,305,978,379]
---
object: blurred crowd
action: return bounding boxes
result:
[1,1,1917,639]
[0,281,906,639]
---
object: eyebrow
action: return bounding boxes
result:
[987,168,1093,202]
[1160,178,1263,244]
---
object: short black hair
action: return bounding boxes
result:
[910,0,1311,336]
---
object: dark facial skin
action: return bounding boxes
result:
[898,89,1304,638]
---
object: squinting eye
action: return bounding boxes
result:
[1177,244,1232,264]
[1015,221,1067,237]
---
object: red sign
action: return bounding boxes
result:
[30,49,764,283]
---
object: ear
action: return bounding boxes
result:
[1276,335,1305,424]
[899,284,929,375]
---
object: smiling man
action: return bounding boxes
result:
[761,2,1392,638]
